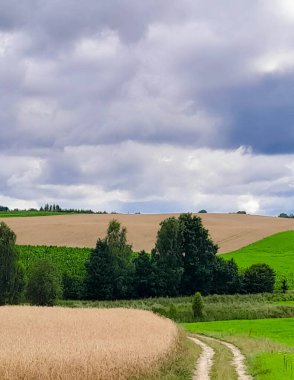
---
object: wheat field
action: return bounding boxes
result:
[1,213,294,252]
[0,306,178,380]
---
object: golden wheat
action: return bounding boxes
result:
[0,306,178,380]
[2,213,294,252]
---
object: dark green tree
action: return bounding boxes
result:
[27,259,62,306]
[179,213,218,295]
[85,220,135,300]
[212,257,241,294]
[0,222,25,304]
[106,220,134,299]
[243,263,275,293]
[152,217,183,296]
[62,274,84,300]
[133,251,154,298]
[85,239,115,300]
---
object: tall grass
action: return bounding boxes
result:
[59,291,294,322]
[0,306,178,380]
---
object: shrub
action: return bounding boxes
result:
[243,263,275,293]
[281,279,288,294]
[212,257,241,294]
[192,292,204,319]
[151,304,168,317]
[27,259,62,306]
[62,275,84,300]
[168,303,177,320]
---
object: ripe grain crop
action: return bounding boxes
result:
[1,213,294,253]
[0,306,178,380]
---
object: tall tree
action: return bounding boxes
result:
[106,220,134,298]
[0,222,25,304]
[152,217,183,296]
[212,257,241,294]
[133,251,154,298]
[85,220,134,300]
[179,213,218,295]
[85,239,115,300]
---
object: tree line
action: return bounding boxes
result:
[0,214,276,306]
[0,204,109,214]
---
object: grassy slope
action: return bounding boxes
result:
[183,318,294,380]
[223,231,294,289]
[183,318,294,346]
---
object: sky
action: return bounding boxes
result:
[1,0,294,215]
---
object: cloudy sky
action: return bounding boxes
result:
[1,0,294,215]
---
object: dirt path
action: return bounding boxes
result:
[190,334,252,380]
[189,337,214,380]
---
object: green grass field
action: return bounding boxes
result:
[223,231,294,289]
[183,317,294,346]
[0,211,68,217]
[184,318,294,380]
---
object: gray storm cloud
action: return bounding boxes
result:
[1,0,294,213]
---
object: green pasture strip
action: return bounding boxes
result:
[252,352,294,380]
[183,317,294,346]
[17,245,91,278]
[223,231,294,289]
[0,211,71,217]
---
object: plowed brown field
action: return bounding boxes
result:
[1,213,294,253]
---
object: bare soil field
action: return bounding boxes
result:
[1,213,294,253]
[0,306,178,380]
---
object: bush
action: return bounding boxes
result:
[243,263,275,294]
[192,292,204,319]
[168,303,177,320]
[212,257,241,294]
[27,259,62,306]
[281,279,288,294]
[62,275,84,300]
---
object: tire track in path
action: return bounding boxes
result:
[190,334,253,380]
[188,336,214,380]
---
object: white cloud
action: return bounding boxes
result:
[1,1,294,214]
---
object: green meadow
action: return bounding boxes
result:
[183,318,294,380]
[223,231,294,289]
[183,317,294,346]
[0,211,67,217]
